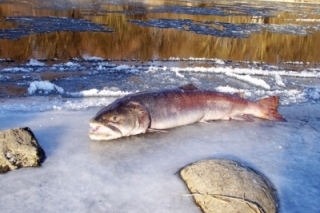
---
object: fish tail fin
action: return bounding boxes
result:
[258,96,286,121]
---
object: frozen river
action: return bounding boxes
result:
[0,0,320,213]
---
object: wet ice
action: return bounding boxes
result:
[0,104,319,213]
[0,17,113,40]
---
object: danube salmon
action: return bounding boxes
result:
[89,84,286,140]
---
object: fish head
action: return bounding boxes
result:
[89,101,150,141]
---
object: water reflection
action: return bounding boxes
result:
[0,0,320,64]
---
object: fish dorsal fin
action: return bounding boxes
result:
[179,83,198,90]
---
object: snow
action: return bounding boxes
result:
[167,66,320,78]
[168,57,225,64]
[2,67,31,72]
[224,72,271,90]
[64,61,80,67]
[274,73,286,87]
[68,88,132,97]
[115,64,131,70]
[0,104,319,213]
[28,81,64,95]
[82,54,104,61]
[26,59,46,66]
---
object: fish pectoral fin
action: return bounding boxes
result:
[231,114,254,122]
[147,128,168,133]
[199,119,211,124]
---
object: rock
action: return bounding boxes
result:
[180,159,278,213]
[0,127,45,173]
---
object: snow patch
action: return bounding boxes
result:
[28,81,64,95]
[168,57,225,64]
[215,85,304,104]
[68,89,132,97]
[167,66,320,78]
[274,73,285,87]
[2,67,31,72]
[215,85,240,93]
[225,72,271,90]
[65,61,80,67]
[82,55,104,61]
[26,59,45,66]
[115,64,131,70]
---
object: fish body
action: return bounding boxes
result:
[89,85,285,140]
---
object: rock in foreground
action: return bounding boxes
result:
[0,127,45,173]
[180,159,278,213]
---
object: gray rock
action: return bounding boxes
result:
[180,159,278,213]
[0,127,45,173]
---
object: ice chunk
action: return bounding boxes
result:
[67,89,132,97]
[28,81,64,95]
[26,59,45,66]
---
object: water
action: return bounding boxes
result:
[1,1,320,63]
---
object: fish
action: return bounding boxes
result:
[89,84,286,141]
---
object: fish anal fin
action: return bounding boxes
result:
[179,83,198,90]
[199,120,210,124]
[231,114,254,122]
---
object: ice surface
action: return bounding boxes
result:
[129,18,320,37]
[0,16,113,40]
[0,104,319,213]
[0,58,319,111]
[68,89,132,97]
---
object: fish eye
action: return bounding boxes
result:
[112,116,118,122]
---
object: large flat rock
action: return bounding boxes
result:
[180,159,278,213]
[0,127,45,173]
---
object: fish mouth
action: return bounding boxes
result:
[89,122,122,141]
